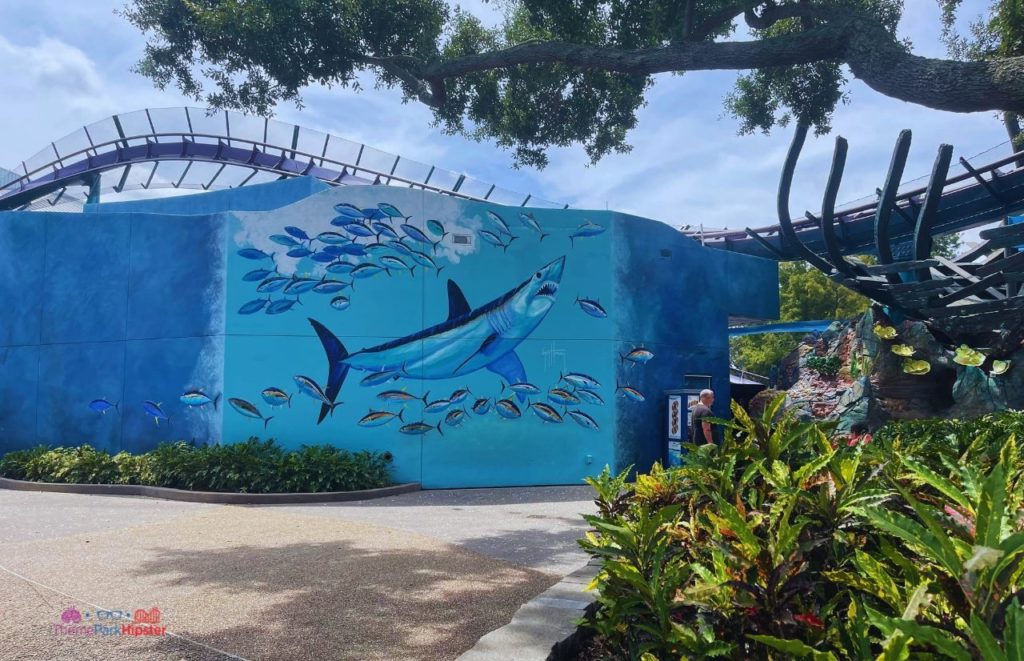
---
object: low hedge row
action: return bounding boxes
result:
[0,438,393,493]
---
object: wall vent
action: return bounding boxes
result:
[453,234,472,245]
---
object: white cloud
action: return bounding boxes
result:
[0,0,1011,239]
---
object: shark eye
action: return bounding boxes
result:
[534,271,541,279]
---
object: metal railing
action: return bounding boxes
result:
[0,107,565,211]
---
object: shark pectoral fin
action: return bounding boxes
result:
[455,332,499,375]
[446,280,472,320]
[487,351,527,396]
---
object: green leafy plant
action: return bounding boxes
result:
[0,439,393,493]
[805,355,841,377]
[578,406,1024,659]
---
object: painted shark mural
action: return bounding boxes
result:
[308,257,565,423]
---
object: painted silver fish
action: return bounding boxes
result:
[142,400,169,425]
[517,212,549,241]
[239,298,270,315]
[261,387,292,408]
[293,375,341,416]
[548,388,580,406]
[503,381,540,395]
[361,369,401,387]
[228,397,273,428]
[358,409,405,427]
[89,399,118,414]
[266,299,299,315]
[621,348,654,365]
[180,390,220,409]
[576,297,607,318]
[445,409,467,427]
[567,409,600,431]
[486,210,512,236]
[530,402,564,423]
[400,421,443,436]
[616,383,646,402]
[495,398,521,419]
[568,220,606,247]
[424,398,452,413]
[561,372,601,390]
[377,389,428,403]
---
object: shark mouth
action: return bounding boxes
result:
[537,281,559,298]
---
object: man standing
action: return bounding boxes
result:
[690,389,716,445]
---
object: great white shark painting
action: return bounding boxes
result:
[308,256,566,423]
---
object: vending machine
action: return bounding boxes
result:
[664,375,712,466]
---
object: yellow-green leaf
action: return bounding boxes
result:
[891,344,916,357]
[874,323,898,340]
[992,360,1011,376]
[902,359,931,375]
[954,344,986,367]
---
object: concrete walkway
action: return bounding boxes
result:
[0,486,594,660]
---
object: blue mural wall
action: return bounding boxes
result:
[0,178,778,488]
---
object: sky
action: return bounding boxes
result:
[0,0,1010,232]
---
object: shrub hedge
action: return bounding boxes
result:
[0,438,393,493]
[579,401,1024,659]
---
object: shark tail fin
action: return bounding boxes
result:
[436,421,443,437]
[287,394,292,408]
[309,318,350,425]
[264,416,274,429]
[422,390,430,405]
[398,409,405,423]
[213,393,221,411]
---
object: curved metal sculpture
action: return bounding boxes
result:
[772,124,1024,351]
[0,107,563,212]
[696,142,1024,261]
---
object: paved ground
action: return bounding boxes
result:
[0,486,593,660]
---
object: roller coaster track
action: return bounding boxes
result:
[0,107,564,212]
[687,146,1024,261]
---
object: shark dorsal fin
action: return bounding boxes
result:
[447,280,472,320]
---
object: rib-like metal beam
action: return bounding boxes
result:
[875,130,913,283]
[776,123,835,273]
[819,136,860,277]
[911,144,954,280]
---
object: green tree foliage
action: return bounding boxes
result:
[731,261,869,375]
[940,1,1024,150]
[122,1,1024,168]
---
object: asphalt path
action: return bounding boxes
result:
[0,486,594,660]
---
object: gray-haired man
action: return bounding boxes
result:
[690,389,715,445]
